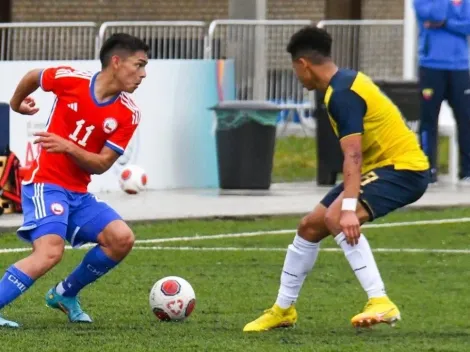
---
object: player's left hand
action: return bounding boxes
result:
[424,21,445,29]
[339,211,361,246]
[33,131,73,153]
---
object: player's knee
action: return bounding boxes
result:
[297,216,312,237]
[116,229,135,253]
[43,247,64,267]
[108,226,135,255]
[33,238,64,268]
[297,213,328,242]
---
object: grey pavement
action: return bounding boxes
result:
[0,181,467,230]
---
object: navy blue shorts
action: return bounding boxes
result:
[17,183,122,248]
[320,166,430,220]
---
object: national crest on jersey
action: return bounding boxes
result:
[23,66,141,193]
[103,117,118,134]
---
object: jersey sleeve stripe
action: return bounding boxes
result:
[121,94,140,116]
[339,132,363,141]
[105,140,124,155]
[120,94,141,125]
[39,69,46,90]
[45,98,58,129]
[54,73,92,80]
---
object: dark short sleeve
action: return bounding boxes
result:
[328,90,366,139]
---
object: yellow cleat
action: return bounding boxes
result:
[351,296,401,328]
[243,304,297,332]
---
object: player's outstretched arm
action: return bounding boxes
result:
[340,135,362,201]
[328,89,366,245]
[33,131,119,175]
[65,144,120,175]
[10,69,42,115]
[328,90,365,201]
[339,135,363,245]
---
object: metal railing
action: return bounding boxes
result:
[0,22,97,61]
[97,21,207,59]
[205,19,313,105]
[318,20,405,80]
[0,19,409,113]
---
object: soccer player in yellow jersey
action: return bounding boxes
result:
[243,26,430,332]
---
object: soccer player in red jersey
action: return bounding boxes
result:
[0,33,149,328]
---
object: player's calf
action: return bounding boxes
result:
[324,194,391,311]
[53,220,133,303]
[276,206,329,309]
[0,234,65,327]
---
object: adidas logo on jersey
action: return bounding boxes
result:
[68,102,78,112]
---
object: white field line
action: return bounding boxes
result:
[1,246,470,255]
[135,216,470,244]
[132,247,470,254]
[0,216,469,255]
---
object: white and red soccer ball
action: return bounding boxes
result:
[119,164,147,194]
[149,276,196,322]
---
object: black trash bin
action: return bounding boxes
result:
[375,80,421,126]
[210,101,283,190]
[314,91,343,186]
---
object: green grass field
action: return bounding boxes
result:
[1,207,470,351]
[272,136,450,183]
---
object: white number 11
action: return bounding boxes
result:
[69,119,95,147]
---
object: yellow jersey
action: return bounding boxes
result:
[324,69,429,174]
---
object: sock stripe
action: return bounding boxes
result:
[282,270,298,278]
[337,233,386,299]
[0,266,35,309]
[276,237,320,309]
[7,266,34,287]
[58,245,119,297]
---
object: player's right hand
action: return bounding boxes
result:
[15,96,39,115]
[340,211,361,246]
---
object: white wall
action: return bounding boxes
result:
[0,60,234,193]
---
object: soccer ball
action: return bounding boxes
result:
[119,164,147,194]
[149,276,196,322]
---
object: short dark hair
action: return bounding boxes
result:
[99,33,149,68]
[286,26,332,64]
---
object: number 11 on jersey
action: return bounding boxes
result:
[69,119,95,147]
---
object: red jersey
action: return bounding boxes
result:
[23,66,141,193]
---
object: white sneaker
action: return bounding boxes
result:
[458,177,470,186]
[0,314,19,328]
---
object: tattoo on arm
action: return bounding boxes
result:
[350,151,362,165]
[344,151,362,178]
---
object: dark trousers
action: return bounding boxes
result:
[419,66,470,180]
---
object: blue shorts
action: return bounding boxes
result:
[17,183,122,248]
[320,166,430,221]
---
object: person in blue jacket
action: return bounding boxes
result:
[414,0,470,185]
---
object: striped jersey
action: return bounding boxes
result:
[23,66,141,193]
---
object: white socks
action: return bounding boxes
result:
[276,234,320,309]
[55,282,66,296]
[335,233,386,299]
[275,232,385,309]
